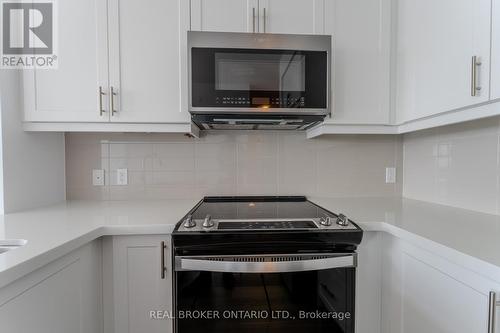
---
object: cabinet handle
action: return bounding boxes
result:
[98,86,106,116]
[160,241,167,279]
[263,7,266,33]
[110,86,117,115]
[471,56,482,97]
[252,7,256,33]
[488,291,500,333]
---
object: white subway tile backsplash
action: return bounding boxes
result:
[152,157,195,171]
[403,116,500,215]
[153,143,194,158]
[66,132,402,201]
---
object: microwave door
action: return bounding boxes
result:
[190,47,328,114]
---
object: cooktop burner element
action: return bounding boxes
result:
[174,196,361,233]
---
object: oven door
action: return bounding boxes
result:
[174,253,356,333]
[190,47,328,114]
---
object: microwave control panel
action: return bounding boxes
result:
[215,96,306,108]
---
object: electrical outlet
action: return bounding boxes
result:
[386,167,396,184]
[92,169,105,186]
[116,168,128,186]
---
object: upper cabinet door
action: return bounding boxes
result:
[107,0,190,123]
[23,0,109,122]
[191,0,258,32]
[491,0,500,101]
[259,0,325,34]
[396,0,492,123]
[324,0,391,125]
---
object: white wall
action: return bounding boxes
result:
[403,116,500,215]
[0,70,66,213]
[65,132,403,200]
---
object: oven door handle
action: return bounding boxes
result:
[175,254,357,273]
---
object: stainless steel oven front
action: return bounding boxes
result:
[188,31,331,116]
[174,252,356,333]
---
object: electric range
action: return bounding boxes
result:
[172,196,363,333]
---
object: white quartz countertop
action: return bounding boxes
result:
[1,197,500,288]
[0,199,199,288]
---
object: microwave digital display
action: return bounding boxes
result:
[252,97,270,106]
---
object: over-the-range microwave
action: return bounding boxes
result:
[188,31,331,130]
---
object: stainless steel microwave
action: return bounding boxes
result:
[188,31,331,130]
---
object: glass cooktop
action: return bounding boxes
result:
[191,196,332,221]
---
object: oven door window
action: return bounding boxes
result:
[191,48,328,109]
[175,268,354,333]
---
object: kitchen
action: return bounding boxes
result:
[0,0,500,332]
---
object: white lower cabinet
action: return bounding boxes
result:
[0,241,103,333]
[380,233,500,333]
[355,232,383,333]
[2,232,499,333]
[103,235,172,333]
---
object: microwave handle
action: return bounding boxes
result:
[175,253,356,273]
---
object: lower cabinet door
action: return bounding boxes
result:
[400,253,488,333]
[381,236,500,333]
[110,235,172,333]
[0,241,103,333]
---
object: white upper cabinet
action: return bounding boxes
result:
[23,0,191,128]
[191,0,258,32]
[23,0,109,122]
[396,0,492,123]
[491,0,500,101]
[323,0,391,125]
[107,0,189,123]
[258,0,325,34]
[190,0,324,34]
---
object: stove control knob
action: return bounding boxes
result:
[202,214,214,228]
[337,214,349,227]
[319,216,333,226]
[183,215,196,228]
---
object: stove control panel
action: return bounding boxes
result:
[177,216,357,232]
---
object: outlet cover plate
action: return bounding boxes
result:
[92,169,105,186]
[116,168,128,186]
[386,167,396,184]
